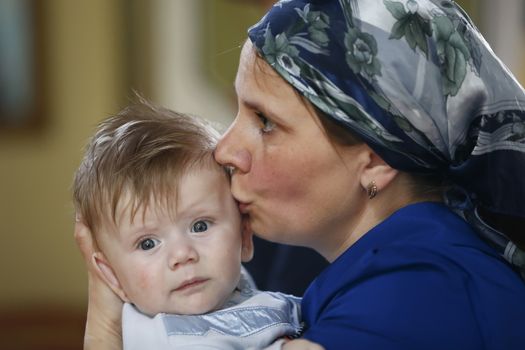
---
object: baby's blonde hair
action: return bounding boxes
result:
[73,97,222,235]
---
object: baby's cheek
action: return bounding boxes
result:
[137,269,154,290]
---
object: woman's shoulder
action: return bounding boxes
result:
[303,202,525,347]
[306,200,525,309]
[361,201,502,264]
[325,201,523,293]
[303,209,525,347]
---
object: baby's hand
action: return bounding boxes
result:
[282,339,325,350]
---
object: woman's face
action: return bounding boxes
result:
[215,42,367,260]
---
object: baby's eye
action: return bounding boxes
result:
[191,220,209,233]
[138,238,160,251]
[256,112,275,133]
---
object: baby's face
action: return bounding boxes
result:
[98,165,252,316]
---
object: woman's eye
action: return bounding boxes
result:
[138,238,159,251]
[256,112,275,133]
[191,220,209,233]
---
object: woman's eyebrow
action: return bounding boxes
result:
[242,98,265,112]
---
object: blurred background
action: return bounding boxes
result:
[0,0,523,348]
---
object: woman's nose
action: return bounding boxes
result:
[168,242,198,270]
[214,120,252,173]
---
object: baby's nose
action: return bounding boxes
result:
[168,242,198,269]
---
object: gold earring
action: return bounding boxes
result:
[367,181,378,199]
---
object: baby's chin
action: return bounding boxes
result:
[134,299,224,317]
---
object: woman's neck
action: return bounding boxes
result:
[322,175,442,262]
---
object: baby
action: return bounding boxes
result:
[73,99,302,349]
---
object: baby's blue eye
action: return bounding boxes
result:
[191,220,208,233]
[139,238,158,250]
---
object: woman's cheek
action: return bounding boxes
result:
[265,166,307,202]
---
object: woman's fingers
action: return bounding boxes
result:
[73,214,121,310]
[74,216,98,262]
[74,215,123,350]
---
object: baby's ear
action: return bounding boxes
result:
[92,252,130,303]
[240,217,254,263]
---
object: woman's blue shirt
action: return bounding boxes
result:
[302,202,525,349]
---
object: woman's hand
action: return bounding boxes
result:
[282,339,325,350]
[75,218,123,350]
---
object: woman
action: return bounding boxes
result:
[76,0,525,349]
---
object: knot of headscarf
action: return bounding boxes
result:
[248,0,525,274]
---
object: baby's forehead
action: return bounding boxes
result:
[112,187,177,227]
[114,164,231,223]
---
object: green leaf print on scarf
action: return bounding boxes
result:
[433,14,471,96]
[384,0,432,56]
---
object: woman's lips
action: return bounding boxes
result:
[238,202,250,214]
[174,278,208,292]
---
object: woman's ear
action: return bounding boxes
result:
[359,147,398,194]
[92,252,130,303]
[240,217,254,263]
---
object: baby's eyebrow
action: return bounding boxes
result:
[175,203,210,219]
[120,220,158,237]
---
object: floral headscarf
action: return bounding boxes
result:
[248,0,525,272]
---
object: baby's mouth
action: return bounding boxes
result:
[174,277,209,292]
